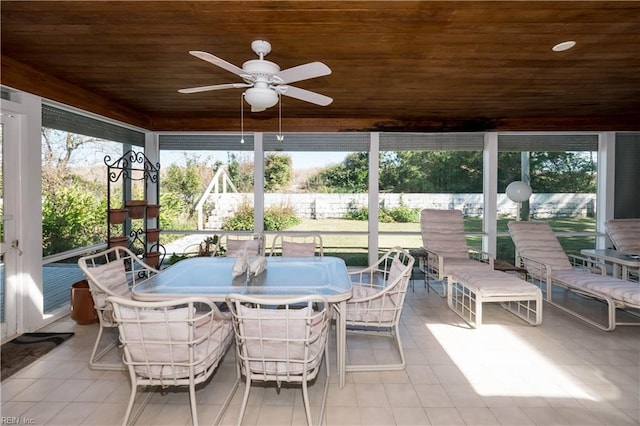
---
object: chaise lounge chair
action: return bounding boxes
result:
[606,218,640,281]
[420,208,494,296]
[420,209,542,327]
[605,218,640,255]
[509,220,640,331]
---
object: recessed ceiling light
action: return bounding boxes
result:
[552,41,576,52]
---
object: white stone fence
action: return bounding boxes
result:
[203,193,595,228]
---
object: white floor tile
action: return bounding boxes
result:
[1,283,637,425]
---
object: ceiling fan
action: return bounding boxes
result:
[178,40,333,112]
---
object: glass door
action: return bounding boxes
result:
[0,122,4,328]
[1,114,17,341]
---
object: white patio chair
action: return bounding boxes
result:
[345,246,414,372]
[78,246,160,370]
[420,208,494,296]
[224,294,331,426]
[509,220,640,331]
[212,233,263,257]
[269,233,324,257]
[107,296,234,426]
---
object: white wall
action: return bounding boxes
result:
[204,192,596,228]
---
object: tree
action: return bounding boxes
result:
[163,160,202,217]
[304,152,369,193]
[227,153,254,192]
[497,152,596,193]
[530,152,596,192]
[40,128,115,256]
[264,153,293,192]
[305,149,595,194]
[380,151,483,193]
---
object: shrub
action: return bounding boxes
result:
[344,205,419,223]
[222,203,301,231]
[222,203,254,231]
[344,207,368,221]
[264,205,301,231]
[388,205,420,223]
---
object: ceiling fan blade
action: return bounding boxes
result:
[273,62,331,84]
[189,50,245,76]
[279,85,333,106]
[178,83,251,94]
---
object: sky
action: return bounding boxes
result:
[158,150,347,170]
[287,151,347,169]
[51,128,348,170]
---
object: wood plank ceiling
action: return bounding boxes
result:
[2,1,640,132]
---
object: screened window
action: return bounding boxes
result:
[378,133,485,252]
[497,134,598,263]
[262,133,370,264]
[158,134,255,257]
[41,105,144,313]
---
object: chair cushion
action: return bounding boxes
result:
[606,219,640,254]
[450,270,540,297]
[508,221,573,271]
[553,270,640,306]
[441,259,492,274]
[282,241,316,257]
[117,306,233,379]
[226,238,260,256]
[387,255,406,285]
[421,209,469,259]
[346,284,399,323]
[237,304,326,375]
[90,260,130,307]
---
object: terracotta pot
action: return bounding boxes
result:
[146,228,161,243]
[126,200,147,219]
[108,208,128,224]
[109,236,129,248]
[70,280,98,325]
[146,204,160,218]
[145,251,162,268]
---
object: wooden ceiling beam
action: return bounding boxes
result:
[1,56,152,129]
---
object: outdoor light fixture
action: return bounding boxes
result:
[506,180,532,222]
[506,181,532,203]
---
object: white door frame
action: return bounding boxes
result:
[1,91,44,343]
[1,111,19,341]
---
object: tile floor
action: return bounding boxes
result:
[1,280,639,425]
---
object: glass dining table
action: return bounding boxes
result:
[131,255,353,387]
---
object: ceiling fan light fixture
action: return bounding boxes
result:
[244,87,279,109]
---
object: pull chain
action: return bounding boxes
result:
[240,92,245,144]
[277,95,284,143]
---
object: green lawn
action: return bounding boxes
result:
[287,216,596,266]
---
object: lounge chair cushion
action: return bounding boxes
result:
[508,221,573,271]
[606,219,640,254]
[441,258,492,274]
[553,270,640,306]
[451,269,540,297]
[421,209,469,259]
